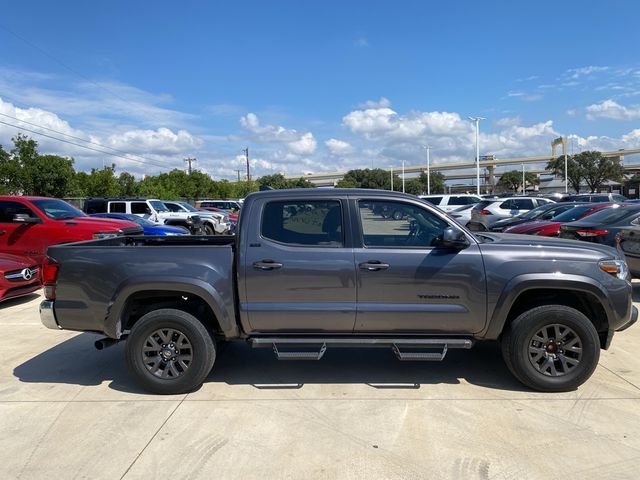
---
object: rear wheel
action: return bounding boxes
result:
[203,224,215,235]
[125,309,215,394]
[501,305,600,392]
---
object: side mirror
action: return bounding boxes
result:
[13,213,42,224]
[439,226,469,250]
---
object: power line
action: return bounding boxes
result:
[0,119,173,170]
[0,23,139,109]
[0,111,175,169]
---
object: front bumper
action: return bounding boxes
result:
[40,300,60,330]
[617,305,638,332]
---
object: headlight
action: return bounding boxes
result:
[93,231,121,239]
[598,259,629,280]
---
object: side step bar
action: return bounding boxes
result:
[249,337,473,362]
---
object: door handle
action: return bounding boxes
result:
[359,261,390,271]
[253,260,283,271]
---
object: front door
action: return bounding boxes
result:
[0,201,45,263]
[354,198,487,333]
[242,198,357,333]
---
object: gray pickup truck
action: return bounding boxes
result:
[40,189,637,394]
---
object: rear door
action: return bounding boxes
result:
[242,197,357,332]
[353,197,487,333]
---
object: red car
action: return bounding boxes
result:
[0,196,142,265]
[0,253,41,302]
[504,203,614,237]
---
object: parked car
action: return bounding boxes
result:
[559,204,640,246]
[504,203,614,237]
[162,201,230,235]
[198,206,239,222]
[83,198,204,235]
[90,213,190,236]
[0,196,142,265]
[418,194,481,213]
[467,197,554,231]
[449,204,474,226]
[196,200,241,213]
[489,202,580,232]
[40,189,636,394]
[617,227,640,277]
[560,193,627,203]
[0,253,41,303]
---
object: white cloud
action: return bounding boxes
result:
[566,65,609,79]
[495,116,521,127]
[325,138,353,155]
[358,97,391,109]
[586,99,640,121]
[354,37,369,48]
[506,91,543,102]
[239,112,317,155]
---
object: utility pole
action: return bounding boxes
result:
[423,145,431,195]
[522,163,525,193]
[184,157,196,174]
[390,166,394,191]
[242,147,250,181]
[235,169,241,182]
[402,161,405,193]
[468,116,485,196]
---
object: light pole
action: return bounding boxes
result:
[423,145,431,194]
[402,161,405,193]
[390,166,394,191]
[522,163,525,193]
[468,116,485,195]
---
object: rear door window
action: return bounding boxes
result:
[109,202,126,213]
[422,196,443,206]
[261,200,343,247]
[448,196,480,205]
[131,202,150,214]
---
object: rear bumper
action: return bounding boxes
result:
[40,300,61,330]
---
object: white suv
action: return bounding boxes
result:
[419,194,482,213]
[163,201,229,235]
[467,196,554,231]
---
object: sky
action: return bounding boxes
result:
[0,0,639,179]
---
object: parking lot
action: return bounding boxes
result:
[0,290,638,479]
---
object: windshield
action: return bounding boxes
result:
[118,214,154,226]
[578,206,640,225]
[32,199,86,220]
[177,202,199,212]
[520,204,554,220]
[149,200,169,213]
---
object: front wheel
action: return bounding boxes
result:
[203,224,215,235]
[501,305,600,392]
[125,309,216,394]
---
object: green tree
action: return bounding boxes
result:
[117,172,139,196]
[418,171,446,194]
[574,150,624,193]
[337,168,392,189]
[404,178,425,195]
[258,173,315,189]
[497,170,539,192]
[28,154,76,197]
[9,134,38,194]
[83,165,120,197]
[547,155,583,193]
[0,144,21,194]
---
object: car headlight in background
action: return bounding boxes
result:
[93,231,121,239]
[598,259,629,280]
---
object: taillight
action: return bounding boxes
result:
[43,257,59,300]
[479,209,491,215]
[576,228,608,237]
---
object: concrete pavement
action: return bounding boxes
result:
[1,290,639,479]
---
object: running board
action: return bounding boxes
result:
[249,337,473,362]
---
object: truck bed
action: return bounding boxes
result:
[46,235,237,337]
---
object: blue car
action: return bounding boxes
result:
[90,213,190,235]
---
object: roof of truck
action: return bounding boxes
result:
[245,188,424,200]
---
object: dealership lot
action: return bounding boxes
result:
[1,290,639,479]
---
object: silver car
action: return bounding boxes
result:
[467,196,554,231]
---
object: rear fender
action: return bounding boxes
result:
[104,276,237,339]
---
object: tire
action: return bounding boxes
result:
[203,224,215,235]
[501,305,600,392]
[392,210,403,221]
[125,309,216,394]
